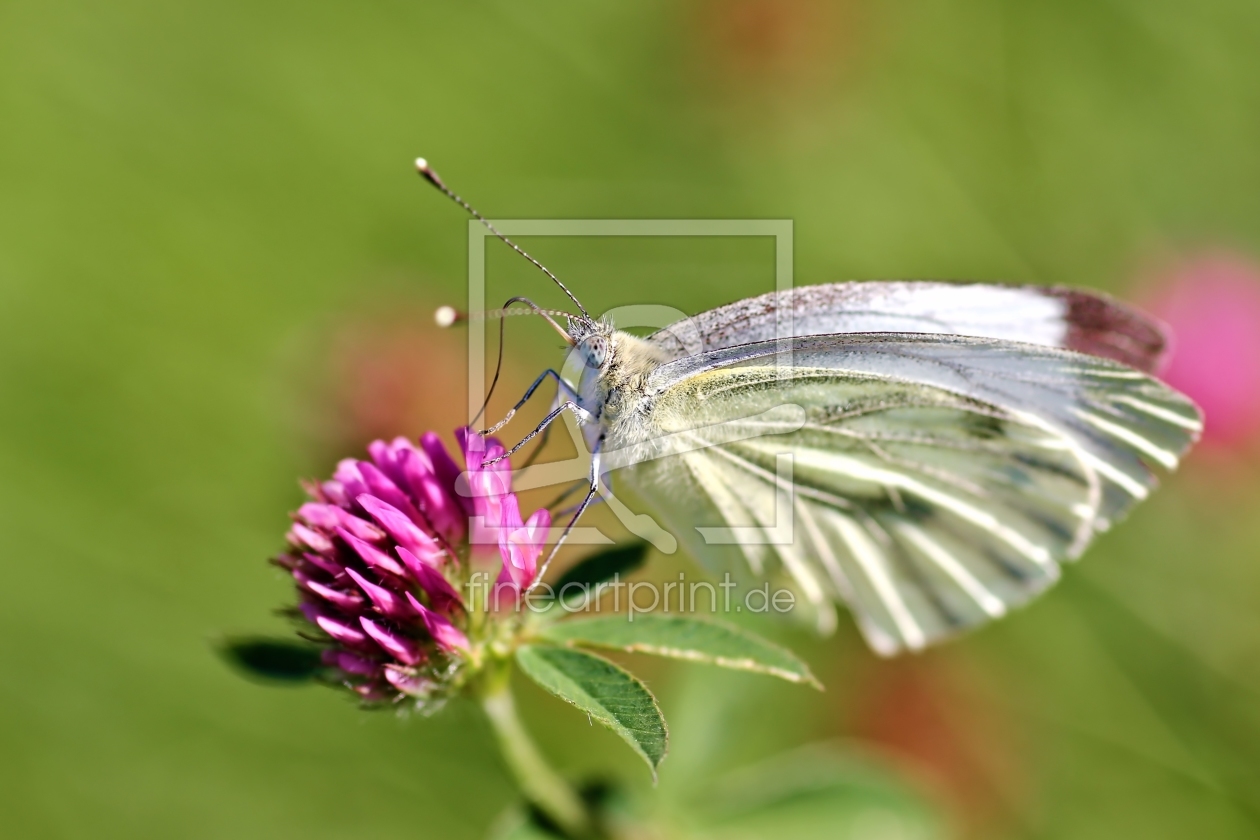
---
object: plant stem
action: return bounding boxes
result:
[481,671,592,839]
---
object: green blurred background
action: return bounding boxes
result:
[3,1,1260,837]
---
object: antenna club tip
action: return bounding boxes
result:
[414,157,445,188]
[434,305,461,328]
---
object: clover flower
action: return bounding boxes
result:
[272,429,549,706]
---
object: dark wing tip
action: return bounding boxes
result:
[1044,288,1169,374]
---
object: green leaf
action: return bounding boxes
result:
[551,542,649,604]
[537,615,821,688]
[514,644,668,778]
[219,637,324,683]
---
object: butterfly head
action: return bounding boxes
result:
[567,316,615,372]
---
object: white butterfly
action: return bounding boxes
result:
[418,160,1201,655]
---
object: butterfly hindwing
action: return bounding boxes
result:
[614,333,1200,653]
[641,333,1200,530]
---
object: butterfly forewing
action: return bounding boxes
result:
[644,282,1168,374]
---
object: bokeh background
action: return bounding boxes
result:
[3,1,1260,837]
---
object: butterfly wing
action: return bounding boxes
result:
[644,282,1168,373]
[612,333,1200,654]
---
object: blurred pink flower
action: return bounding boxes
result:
[689,0,859,94]
[1147,255,1260,447]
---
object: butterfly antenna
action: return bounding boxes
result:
[436,297,574,426]
[473,313,508,427]
[434,301,574,345]
[416,158,591,320]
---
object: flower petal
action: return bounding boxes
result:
[289,523,333,554]
[353,682,391,702]
[300,551,344,579]
[500,493,524,532]
[312,612,369,647]
[496,500,550,591]
[298,503,385,542]
[337,528,407,577]
[345,567,418,620]
[367,439,405,484]
[494,561,522,600]
[399,443,464,542]
[383,664,434,696]
[405,592,470,653]
[523,507,551,548]
[357,461,426,525]
[356,494,443,559]
[320,480,350,508]
[422,431,467,514]
[322,649,380,677]
[359,617,425,666]
[333,459,371,501]
[397,547,464,613]
[295,570,364,612]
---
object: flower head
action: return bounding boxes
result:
[274,429,550,706]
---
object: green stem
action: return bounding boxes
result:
[481,670,592,839]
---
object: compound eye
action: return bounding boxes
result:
[581,336,608,369]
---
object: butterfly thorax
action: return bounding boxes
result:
[569,320,671,452]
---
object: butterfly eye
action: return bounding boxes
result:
[581,336,608,369]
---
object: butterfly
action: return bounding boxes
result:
[417,160,1202,655]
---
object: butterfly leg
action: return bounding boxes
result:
[480,369,579,436]
[519,420,555,469]
[528,438,604,592]
[483,401,593,466]
[546,478,599,513]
